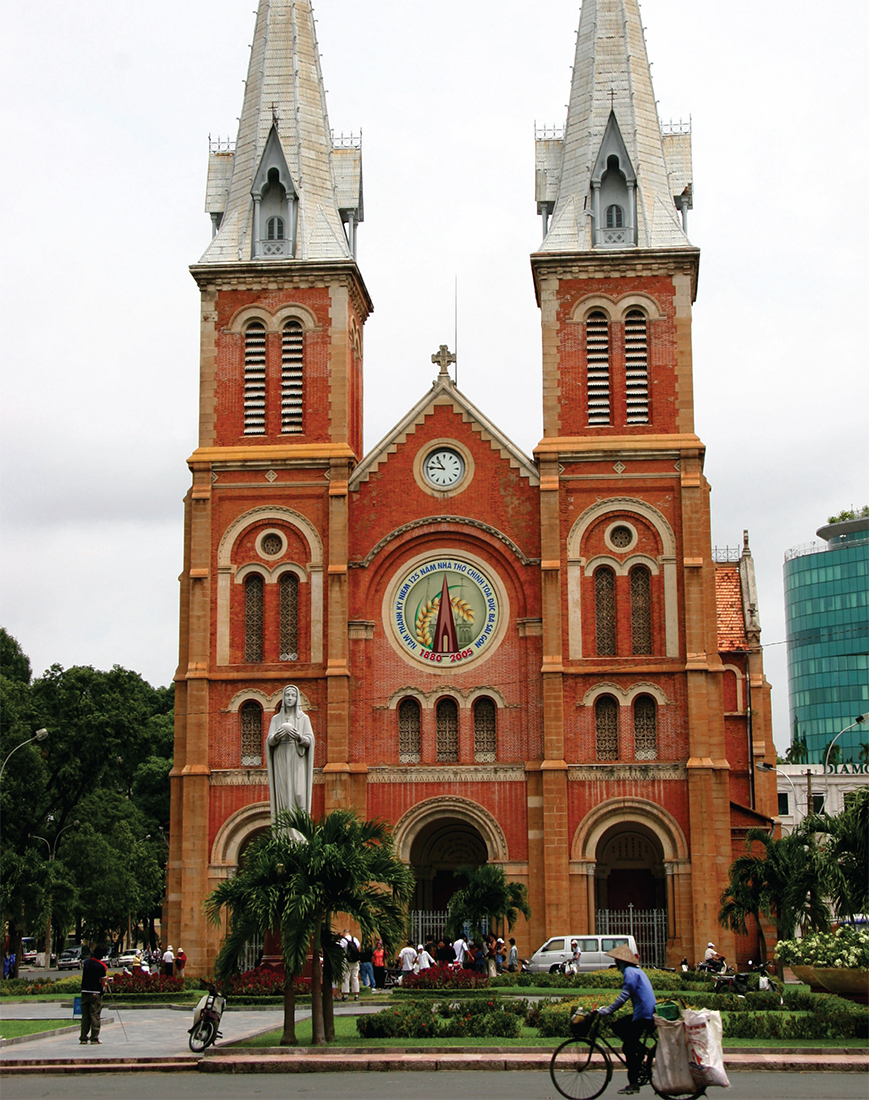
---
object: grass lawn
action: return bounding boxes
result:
[0,1019,75,1039]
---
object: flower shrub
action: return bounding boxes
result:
[489,969,711,992]
[227,969,311,997]
[438,1006,521,1039]
[356,1001,439,1039]
[775,927,869,969]
[0,976,82,996]
[357,997,528,1040]
[107,972,185,995]
[435,996,529,1020]
[397,964,489,991]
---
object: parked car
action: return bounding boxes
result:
[526,933,639,974]
[57,945,84,970]
[117,950,145,968]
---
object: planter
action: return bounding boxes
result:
[789,964,824,993]
[811,967,869,1004]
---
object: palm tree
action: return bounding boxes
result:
[719,827,829,974]
[803,785,868,921]
[205,808,413,1045]
[444,863,531,942]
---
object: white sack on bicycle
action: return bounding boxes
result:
[652,1016,695,1095]
[682,1007,731,1088]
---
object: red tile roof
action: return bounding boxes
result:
[716,564,747,651]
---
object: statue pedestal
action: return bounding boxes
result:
[258,929,315,979]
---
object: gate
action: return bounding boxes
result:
[596,905,667,968]
[409,911,489,946]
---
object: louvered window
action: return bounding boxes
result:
[473,697,496,762]
[240,701,263,766]
[624,309,649,423]
[279,572,299,661]
[398,698,421,764]
[281,321,304,434]
[267,216,285,241]
[243,323,267,435]
[436,698,459,763]
[244,574,264,662]
[595,696,619,761]
[586,311,610,425]
[595,566,616,656]
[630,565,652,655]
[634,695,658,760]
[606,204,624,228]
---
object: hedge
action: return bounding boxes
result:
[357,997,523,1040]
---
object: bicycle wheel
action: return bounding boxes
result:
[550,1038,612,1100]
[188,1016,216,1052]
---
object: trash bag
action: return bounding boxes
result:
[652,1015,696,1095]
[682,1006,731,1088]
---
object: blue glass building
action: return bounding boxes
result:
[784,516,869,763]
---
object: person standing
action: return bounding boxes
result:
[359,941,375,991]
[372,939,386,989]
[596,944,655,1095]
[79,947,108,1045]
[452,933,467,967]
[397,941,417,979]
[174,947,187,978]
[416,943,435,970]
[340,929,361,1001]
[507,937,519,972]
[162,944,175,977]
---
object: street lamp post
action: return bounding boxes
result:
[0,729,48,782]
[823,712,869,812]
[756,762,799,832]
[32,818,78,968]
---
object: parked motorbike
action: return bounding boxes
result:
[188,980,226,1051]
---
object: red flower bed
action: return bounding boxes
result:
[229,968,311,996]
[398,964,489,990]
[107,971,185,995]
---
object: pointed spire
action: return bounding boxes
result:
[432,575,459,655]
[201,0,354,264]
[539,0,690,252]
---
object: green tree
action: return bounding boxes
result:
[803,786,869,921]
[444,863,531,942]
[719,827,829,974]
[205,808,413,1046]
[0,629,32,684]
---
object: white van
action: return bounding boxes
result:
[526,934,639,974]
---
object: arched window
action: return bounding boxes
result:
[630,565,652,655]
[240,701,263,766]
[281,321,304,434]
[624,309,649,423]
[605,204,624,228]
[266,216,285,241]
[586,311,610,425]
[243,322,266,435]
[436,698,459,763]
[398,698,421,764]
[279,572,299,661]
[595,696,619,761]
[634,695,657,760]
[244,574,264,662]
[595,566,616,656]
[473,697,496,762]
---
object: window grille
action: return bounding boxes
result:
[243,323,267,435]
[633,695,657,760]
[586,311,610,424]
[595,566,616,656]
[267,216,285,241]
[281,321,304,433]
[610,525,632,549]
[596,696,619,760]
[244,574,264,662]
[279,572,299,661]
[606,204,624,228]
[240,701,263,765]
[436,698,459,762]
[398,698,421,764]
[630,565,652,655]
[473,697,497,762]
[624,309,649,423]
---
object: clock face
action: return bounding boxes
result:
[423,447,465,488]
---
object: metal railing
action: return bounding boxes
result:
[596,905,668,969]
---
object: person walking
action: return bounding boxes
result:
[359,941,375,991]
[79,947,108,1045]
[340,929,361,1001]
[596,944,655,1095]
[452,933,467,966]
[397,941,417,980]
[507,937,519,972]
[416,943,435,970]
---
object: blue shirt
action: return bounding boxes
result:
[599,964,656,1021]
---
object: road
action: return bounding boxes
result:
[1,1071,866,1100]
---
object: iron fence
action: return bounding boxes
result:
[596,905,668,968]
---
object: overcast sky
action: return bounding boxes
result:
[2,0,866,754]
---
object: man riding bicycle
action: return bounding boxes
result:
[596,944,656,1095]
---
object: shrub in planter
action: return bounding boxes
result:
[776,927,869,969]
[398,964,489,991]
[227,969,310,997]
[108,972,184,995]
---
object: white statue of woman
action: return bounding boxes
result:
[266,685,315,825]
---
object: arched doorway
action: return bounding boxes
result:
[409,816,488,911]
[594,822,666,911]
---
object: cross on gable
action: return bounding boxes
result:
[431,344,456,373]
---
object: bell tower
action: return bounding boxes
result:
[531,0,734,957]
[168,0,371,972]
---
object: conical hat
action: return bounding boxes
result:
[606,944,639,965]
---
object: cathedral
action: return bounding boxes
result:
[168,0,779,974]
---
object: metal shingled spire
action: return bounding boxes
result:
[539,0,690,252]
[200,0,352,264]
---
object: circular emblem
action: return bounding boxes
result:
[391,558,500,667]
[423,447,465,488]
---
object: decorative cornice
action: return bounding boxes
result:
[568,763,686,782]
[530,249,700,306]
[211,768,326,786]
[367,765,526,784]
[353,516,536,569]
[189,261,373,319]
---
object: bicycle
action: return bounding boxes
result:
[549,1010,705,1100]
